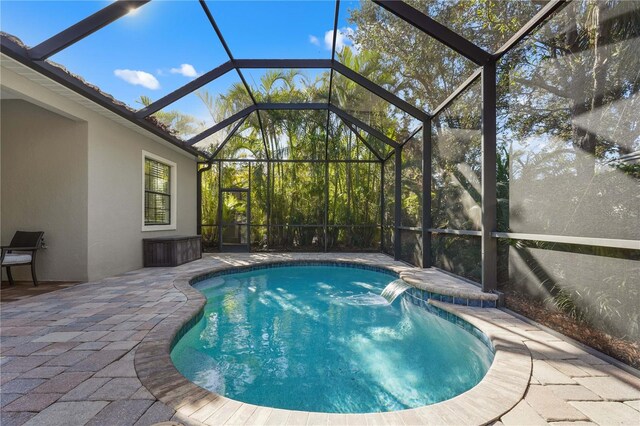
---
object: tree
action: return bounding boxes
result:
[136,95,201,137]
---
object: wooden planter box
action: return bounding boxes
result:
[143,235,201,267]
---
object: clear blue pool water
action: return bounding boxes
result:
[171,265,493,413]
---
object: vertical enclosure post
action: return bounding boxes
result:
[324,0,339,253]
[481,61,497,292]
[324,153,329,252]
[197,163,212,250]
[394,147,402,260]
[380,160,385,253]
[248,162,252,251]
[218,161,223,252]
[196,165,203,236]
[266,160,271,249]
[422,120,432,268]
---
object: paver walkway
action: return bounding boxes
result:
[1,253,639,425]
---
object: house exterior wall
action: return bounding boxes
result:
[1,99,89,281]
[86,111,197,280]
[1,64,198,282]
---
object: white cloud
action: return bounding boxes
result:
[323,27,358,53]
[170,63,199,78]
[114,69,159,90]
[309,35,320,46]
[324,30,335,50]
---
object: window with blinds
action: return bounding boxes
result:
[144,157,171,225]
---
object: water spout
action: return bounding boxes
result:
[381,279,412,304]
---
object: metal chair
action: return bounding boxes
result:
[1,231,45,287]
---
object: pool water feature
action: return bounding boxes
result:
[380,279,413,303]
[171,265,494,413]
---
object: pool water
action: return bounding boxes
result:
[171,265,493,413]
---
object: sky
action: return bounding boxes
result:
[0,0,360,122]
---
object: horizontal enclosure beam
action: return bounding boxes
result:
[494,0,568,58]
[187,105,256,145]
[329,104,399,148]
[211,158,380,163]
[209,114,249,160]
[493,232,640,251]
[372,0,491,65]
[341,119,384,162]
[135,61,235,118]
[220,187,249,192]
[29,1,150,60]
[432,67,482,117]
[201,224,381,227]
[429,228,482,237]
[231,59,429,122]
[332,62,429,121]
[258,103,327,111]
[235,59,332,69]
[429,229,639,251]
[188,103,400,149]
[400,125,423,146]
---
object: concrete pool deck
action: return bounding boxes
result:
[1,253,639,425]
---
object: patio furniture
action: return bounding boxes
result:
[1,231,45,287]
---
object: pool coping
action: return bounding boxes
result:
[134,257,532,425]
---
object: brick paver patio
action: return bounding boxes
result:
[1,281,82,304]
[1,253,639,425]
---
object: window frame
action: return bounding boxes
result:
[142,150,177,232]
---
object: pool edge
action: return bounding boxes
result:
[134,258,531,425]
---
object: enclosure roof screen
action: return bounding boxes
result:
[1,0,554,160]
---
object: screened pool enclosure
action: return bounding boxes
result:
[2,0,638,364]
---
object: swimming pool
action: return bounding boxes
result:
[171,264,494,413]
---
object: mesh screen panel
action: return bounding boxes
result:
[431,234,481,283]
[400,229,423,267]
[401,130,423,228]
[431,81,482,231]
[497,1,640,241]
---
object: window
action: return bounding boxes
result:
[142,151,177,231]
[145,158,171,225]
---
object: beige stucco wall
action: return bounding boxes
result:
[1,99,89,281]
[1,62,197,282]
[86,109,197,280]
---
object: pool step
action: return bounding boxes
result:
[400,270,498,308]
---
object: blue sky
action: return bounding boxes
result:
[1,0,360,122]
